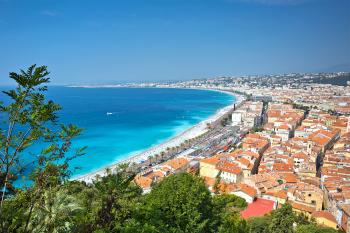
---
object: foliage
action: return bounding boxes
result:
[247,216,271,233]
[24,187,82,232]
[212,194,247,211]
[0,65,85,232]
[268,204,295,233]
[86,166,141,232]
[292,103,310,114]
[294,212,314,225]
[295,224,340,233]
[217,212,250,233]
[137,173,216,233]
[250,127,263,133]
[125,173,250,233]
[213,194,249,233]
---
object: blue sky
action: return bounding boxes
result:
[0,0,349,85]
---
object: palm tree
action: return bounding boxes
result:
[153,154,159,163]
[161,151,166,160]
[180,142,185,149]
[92,167,140,230]
[26,189,82,233]
[105,167,112,175]
[147,155,153,165]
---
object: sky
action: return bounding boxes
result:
[0,0,349,85]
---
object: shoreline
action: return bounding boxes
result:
[74,88,244,183]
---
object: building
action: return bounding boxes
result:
[231,184,258,203]
[231,111,243,126]
[312,211,338,230]
[337,204,350,233]
[216,160,243,183]
[199,156,220,179]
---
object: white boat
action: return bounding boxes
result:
[106,112,113,115]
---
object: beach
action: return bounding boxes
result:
[75,89,243,183]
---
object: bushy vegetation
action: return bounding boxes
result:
[0,66,343,233]
[1,168,248,232]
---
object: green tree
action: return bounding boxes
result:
[212,194,247,211]
[0,65,85,232]
[25,188,82,233]
[247,216,271,233]
[67,165,142,233]
[63,181,97,233]
[267,204,295,233]
[294,212,314,225]
[139,173,215,233]
[93,165,141,232]
[295,224,340,233]
[213,194,248,233]
[218,212,250,233]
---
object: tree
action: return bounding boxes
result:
[267,204,295,233]
[247,216,271,233]
[24,188,82,233]
[213,173,222,194]
[87,165,141,232]
[139,173,215,233]
[0,65,54,203]
[218,212,250,233]
[295,212,313,225]
[295,224,340,233]
[213,194,249,233]
[0,65,85,232]
[212,194,247,212]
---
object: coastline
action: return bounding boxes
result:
[74,88,244,183]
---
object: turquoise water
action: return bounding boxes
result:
[1,87,235,179]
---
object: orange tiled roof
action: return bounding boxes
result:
[216,161,242,175]
[201,156,220,166]
[164,157,189,170]
[292,152,308,159]
[134,175,153,189]
[272,163,294,172]
[281,173,298,183]
[239,183,257,197]
[340,204,350,216]
[277,124,290,130]
[237,157,251,168]
[265,190,287,199]
[309,129,339,146]
[290,201,315,213]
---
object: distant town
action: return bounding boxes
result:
[122,72,350,231]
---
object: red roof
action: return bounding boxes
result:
[239,184,257,197]
[216,161,242,174]
[241,198,275,219]
[312,211,337,224]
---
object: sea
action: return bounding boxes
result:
[0,87,235,180]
